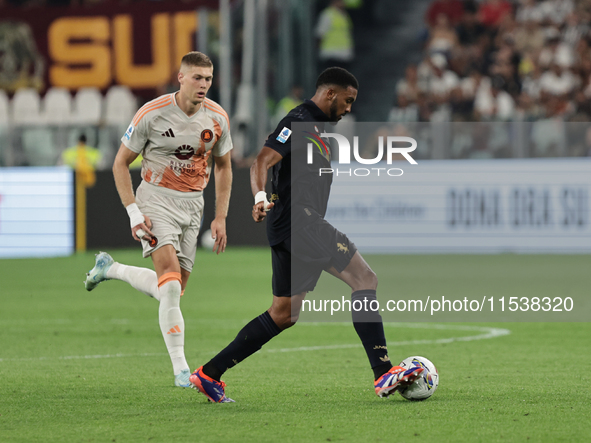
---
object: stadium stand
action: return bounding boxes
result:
[0,90,9,126]
[21,127,57,166]
[43,87,74,155]
[73,88,103,126]
[44,87,73,126]
[0,90,9,165]
[1,0,590,165]
[11,88,43,126]
[390,0,591,126]
[103,85,137,128]
[377,0,591,159]
[0,85,138,167]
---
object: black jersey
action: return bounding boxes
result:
[263,100,333,246]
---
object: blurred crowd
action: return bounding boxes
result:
[0,0,202,6]
[1,0,87,5]
[2,0,591,165]
[390,0,591,124]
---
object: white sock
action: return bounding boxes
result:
[107,263,160,301]
[158,278,189,375]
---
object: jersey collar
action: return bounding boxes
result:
[301,99,331,122]
[172,91,204,120]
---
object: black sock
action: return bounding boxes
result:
[372,363,393,380]
[351,290,393,380]
[202,311,282,381]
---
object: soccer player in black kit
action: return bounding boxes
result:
[190,68,424,402]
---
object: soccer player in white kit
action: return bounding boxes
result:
[84,52,233,388]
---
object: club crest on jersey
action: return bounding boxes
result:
[124,124,134,140]
[276,127,292,143]
[174,144,195,160]
[201,129,214,142]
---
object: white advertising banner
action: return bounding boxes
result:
[325,159,591,254]
[0,167,74,258]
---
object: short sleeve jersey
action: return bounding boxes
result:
[122,93,232,192]
[264,99,332,246]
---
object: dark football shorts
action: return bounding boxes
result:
[271,218,357,297]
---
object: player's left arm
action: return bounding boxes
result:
[210,151,232,254]
[251,146,283,222]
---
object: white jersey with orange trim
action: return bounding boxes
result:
[121,93,232,193]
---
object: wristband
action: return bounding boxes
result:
[254,191,271,212]
[126,203,145,228]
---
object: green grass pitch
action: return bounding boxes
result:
[1,248,590,442]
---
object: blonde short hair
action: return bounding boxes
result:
[180,52,213,69]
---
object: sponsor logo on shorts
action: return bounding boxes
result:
[276,127,292,143]
[201,129,214,142]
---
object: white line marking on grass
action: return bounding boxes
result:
[267,324,510,353]
[0,352,167,363]
[0,324,509,362]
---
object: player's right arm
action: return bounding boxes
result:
[250,146,282,222]
[112,143,154,241]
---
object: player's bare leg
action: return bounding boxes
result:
[268,292,307,329]
[325,250,377,291]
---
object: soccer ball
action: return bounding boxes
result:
[200,229,216,250]
[398,356,439,401]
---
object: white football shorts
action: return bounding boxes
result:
[135,181,204,272]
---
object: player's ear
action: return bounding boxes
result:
[325,87,336,101]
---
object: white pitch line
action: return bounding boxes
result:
[0,324,510,363]
[267,324,510,353]
[0,352,168,363]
